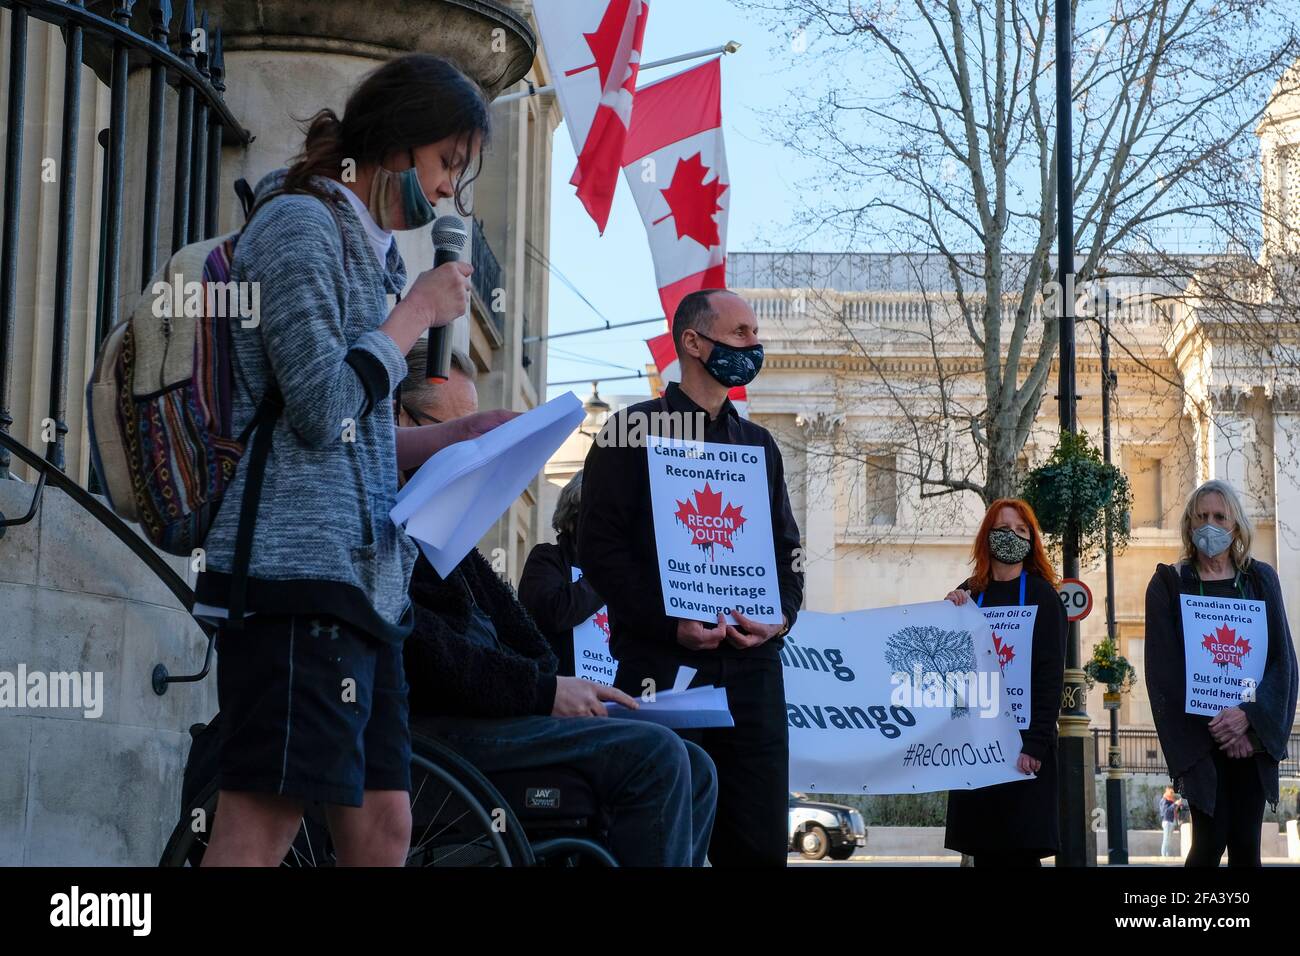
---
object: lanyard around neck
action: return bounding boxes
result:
[1197,569,1243,599]
[976,570,1026,608]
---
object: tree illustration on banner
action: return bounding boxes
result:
[885,626,977,719]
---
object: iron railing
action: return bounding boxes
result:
[471,215,505,340]
[0,0,250,620]
[1093,728,1300,778]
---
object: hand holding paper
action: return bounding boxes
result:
[391,393,585,577]
[603,666,734,729]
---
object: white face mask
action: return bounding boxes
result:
[1192,523,1233,559]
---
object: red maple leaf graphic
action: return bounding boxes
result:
[1202,623,1252,668]
[674,482,746,557]
[991,632,1015,673]
[594,610,611,641]
[567,0,646,97]
[652,153,729,249]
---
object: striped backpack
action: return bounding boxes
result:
[86,181,284,564]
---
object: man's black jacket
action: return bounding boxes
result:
[577,382,804,663]
[518,532,605,676]
[404,549,559,718]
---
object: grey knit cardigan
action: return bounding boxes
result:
[195,169,419,643]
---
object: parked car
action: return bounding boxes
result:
[788,792,866,860]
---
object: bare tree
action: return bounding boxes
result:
[733,0,1300,507]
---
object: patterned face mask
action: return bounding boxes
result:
[989,527,1032,565]
[367,149,436,231]
[695,331,764,388]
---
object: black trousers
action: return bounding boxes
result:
[615,651,788,867]
[1186,750,1266,868]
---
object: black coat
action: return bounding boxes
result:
[517,533,605,677]
[1144,559,1298,814]
[404,549,559,719]
[944,572,1067,857]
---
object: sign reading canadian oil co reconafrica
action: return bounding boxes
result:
[1180,593,1268,716]
[645,435,782,627]
[783,603,1028,794]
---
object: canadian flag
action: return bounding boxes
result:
[623,58,746,414]
[535,0,650,234]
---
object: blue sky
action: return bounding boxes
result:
[542,0,814,402]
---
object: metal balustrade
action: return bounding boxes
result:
[0,0,250,613]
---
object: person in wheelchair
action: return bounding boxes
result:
[395,343,718,866]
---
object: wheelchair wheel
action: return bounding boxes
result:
[159,747,533,867]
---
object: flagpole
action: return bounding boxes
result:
[494,40,742,104]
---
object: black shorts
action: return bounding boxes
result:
[215,612,411,807]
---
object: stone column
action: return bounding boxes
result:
[1272,386,1300,652]
[795,411,843,611]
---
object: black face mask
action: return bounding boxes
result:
[695,331,764,388]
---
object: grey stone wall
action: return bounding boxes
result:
[0,481,216,865]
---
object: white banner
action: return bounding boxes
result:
[645,436,781,626]
[571,567,615,686]
[784,604,1029,795]
[979,605,1038,730]
[1180,594,1268,716]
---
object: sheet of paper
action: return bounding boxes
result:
[604,685,733,729]
[672,666,697,693]
[391,392,585,576]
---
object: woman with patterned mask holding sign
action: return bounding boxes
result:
[943,499,1067,867]
[1144,480,1297,867]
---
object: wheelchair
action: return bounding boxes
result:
[160,717,618,867]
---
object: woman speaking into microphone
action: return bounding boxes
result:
[195,55,513,866]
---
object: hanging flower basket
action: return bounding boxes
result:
[1082,637,1138,695]
[1019,430,1133,564]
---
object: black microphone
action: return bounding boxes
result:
[426,215,469,384]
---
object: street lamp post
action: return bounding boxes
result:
[1053,0,1097,867]
[1094,283,1129,865]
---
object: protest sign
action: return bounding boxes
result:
[979,605,1038,730]
[571,567,615,685]
[644,435,781,626]
[1180,594,1268,716]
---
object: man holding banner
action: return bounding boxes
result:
[579,289,804,867]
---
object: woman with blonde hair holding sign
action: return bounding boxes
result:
[1145,479,1297,867]
[944,498,1067,866]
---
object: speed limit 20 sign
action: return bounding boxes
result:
[1058,578,1093,622]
